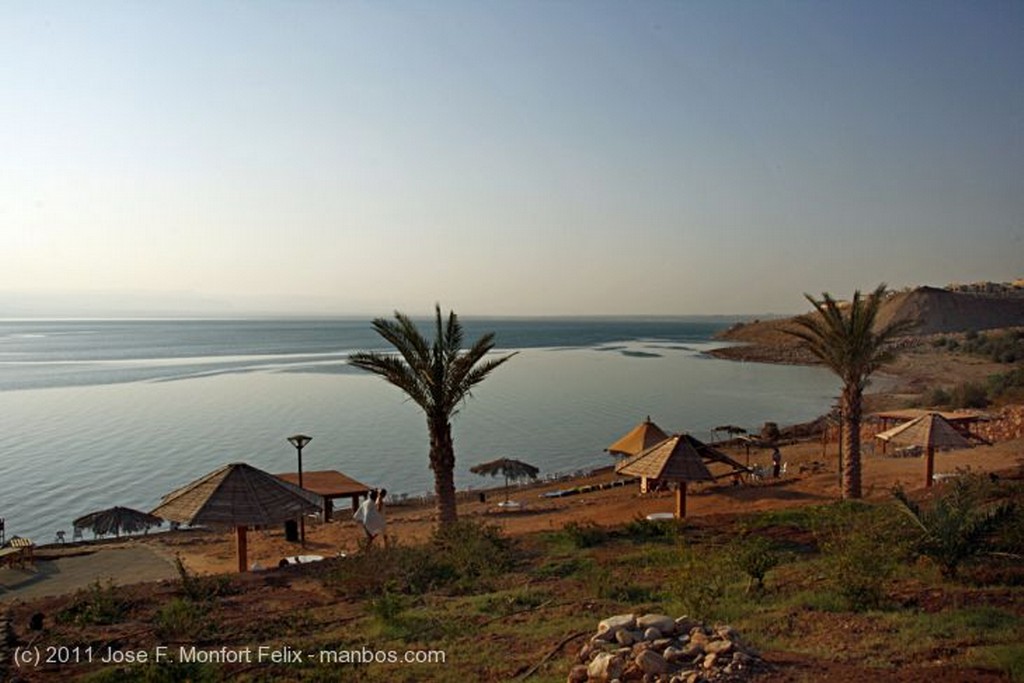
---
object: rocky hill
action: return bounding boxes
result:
[714,286,1024,363]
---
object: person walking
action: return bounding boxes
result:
[353,489,386,547]
[771,447,782,478]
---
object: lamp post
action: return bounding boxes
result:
[287,434,312,545]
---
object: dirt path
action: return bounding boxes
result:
[0,546,177,602]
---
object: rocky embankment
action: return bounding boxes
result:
[568,613,765,683]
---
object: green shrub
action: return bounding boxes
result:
[82,661,222,683]
[949,382,989,409]
[893,476,1016,579]
[731,535,781,592]
[56,580,133,626]
[561,520,608,548]
[671,544,735,619]
[989,366,1024,400]
[154,597,212,640]
[174,556,234,602]
[926,387,952,407]
[624,514,683,542]
[329,520,518,598]
[823,529,896,611]
[810,501,906,611]
[368,589,410,624]
[977,644,1024,682]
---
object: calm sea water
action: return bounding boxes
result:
[0,318,838,542]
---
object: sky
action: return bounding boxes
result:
[1,1,1022,317]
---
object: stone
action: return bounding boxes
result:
[675,616,699,634]
[567,664,589,683]
[688,630,710,647]
[577,643,593,663]
[653,638,675,651]
[705,640,733,656]
[731,651,752,665]
[715,625,737,641]
[638,613,677,635]
[636,650,670,675]
[663,646,684,662]
[703,653,718,669]
[615,629,635,646]
[681,641,704,657]
[643,627,662,641]
[588,653,624,681]
[598,614,637,638]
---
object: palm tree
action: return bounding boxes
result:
[785,284,915,499]
[348,306,515,525]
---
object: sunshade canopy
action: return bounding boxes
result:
[615,433,718,482]
[469,458,540,480]
[875,413,973,450]
[73,506,163,536]
[152,462,323,528]
[606,417,670,457]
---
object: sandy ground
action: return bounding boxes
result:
[4,437,1016,593]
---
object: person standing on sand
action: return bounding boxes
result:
[353,489,386,547]
[772,447,782,478]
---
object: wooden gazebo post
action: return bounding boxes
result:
[925,446,935,488]
[236,526,248,573]
[676,482,687,518]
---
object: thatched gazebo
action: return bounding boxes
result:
[470,458,540,503]
[606,416,669,458]
[615,434,723,518]
[875,413,973,488]
[151,463,322,572]
[73,506,163,538]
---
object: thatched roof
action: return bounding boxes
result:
[615,434,715,482]
[73,507,163,536]
[606,417,670,457]
[470,458,540,480]
[875,413,973,450]
[151,462,322,528]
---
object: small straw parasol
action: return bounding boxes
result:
[470,458,540,502]
[615,433,717,518]
[73,506,163,538]
[875,412,973,488]
[606,416,670,458]
[151,462,322,572]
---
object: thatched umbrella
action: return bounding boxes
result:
[470,458,540,502]
[73,506,163,538]
[875,413,973,488]
[615,434,719,518]
[606,416,669,458]
[151,462,322,572]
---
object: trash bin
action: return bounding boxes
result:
[284,519,299,542]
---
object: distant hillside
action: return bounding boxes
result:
[875,286,1024,335]
[714,286,1024,362]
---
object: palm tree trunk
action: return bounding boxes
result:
[841,383,863,499]
[429,417,458,525]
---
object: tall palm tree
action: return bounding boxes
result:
[348,305,515,525]
[785,284,915,499]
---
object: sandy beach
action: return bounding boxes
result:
[5,435,1019,599]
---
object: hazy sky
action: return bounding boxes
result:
[2,1,1022,316]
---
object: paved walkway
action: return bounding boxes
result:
[0,546,177,602]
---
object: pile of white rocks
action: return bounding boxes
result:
[568,613,765,683]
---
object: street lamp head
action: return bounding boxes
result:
[287,434,313,450]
